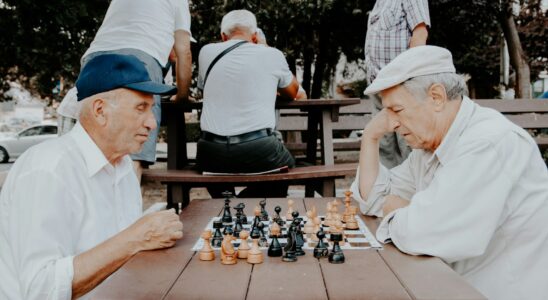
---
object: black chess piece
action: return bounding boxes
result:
[238,203,248,224]
[268,230,283,257]
[221,191,233,223]
[313,229,329,258]
[211,220,223,248]
[328,232,345,264]
[234,218,243,238]
[257,222,269,247]
[293,217,305,256]
[273,206,285,226]
[259,199,269,221]
[282,223,298,262]
[251,218,262,239]
[223,224,233,236]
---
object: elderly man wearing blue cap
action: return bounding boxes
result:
[0,54,184,299]
[351,46,548,300]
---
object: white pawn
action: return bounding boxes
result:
[286,199,295,221]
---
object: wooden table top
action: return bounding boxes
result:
[91,198,486,300]
[161,98,362,111]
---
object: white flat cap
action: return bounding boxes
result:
[364,45,456,95]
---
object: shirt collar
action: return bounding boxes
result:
[427,96,475,166]
[69,122,133,180]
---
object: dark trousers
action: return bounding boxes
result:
[196,134,295,198]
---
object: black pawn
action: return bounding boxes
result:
[211,220,223,248]
[268,231,283,257]
[221,191,233,223]
[328,232,345,264]
[223,224,233,236]
[238,203,248,224]
[313,229,329,258]
[273,206,285,226]
[234,218,243,238]
[259,199,269,221]
[257,222,269,247]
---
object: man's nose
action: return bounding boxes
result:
[144,110,157,131]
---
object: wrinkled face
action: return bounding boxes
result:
[380,85,439,151]
[106,89,156,155]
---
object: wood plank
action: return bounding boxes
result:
[378,245,486,300]
[506,113,548,129]
[474,99,548,113]
[278,115,371,131]
[91,199,224,300]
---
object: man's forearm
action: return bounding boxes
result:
[173,30,192,102]
[72,229,141,298]
[357,134,381,201]
[409,23,428,48]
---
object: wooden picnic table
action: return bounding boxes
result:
[91,197,486,300]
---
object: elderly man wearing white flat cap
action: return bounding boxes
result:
[351,45,548,300]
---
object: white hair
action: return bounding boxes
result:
[402,73,468,101]
[256,28,267,45]
[221,10,257,36]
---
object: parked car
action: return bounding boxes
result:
[0,124,58,163]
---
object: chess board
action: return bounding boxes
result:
[191,216,382,251]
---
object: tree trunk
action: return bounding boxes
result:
[311,27,328,99]
[499,1,531,98]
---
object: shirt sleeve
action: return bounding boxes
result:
[174,0,191,34]
[403,0,431,30]
[8,170,79,299]
[375,135,528,263]
[350,152,417,217]
[271,49,294,89]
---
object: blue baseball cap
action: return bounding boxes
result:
[75,54,177,101]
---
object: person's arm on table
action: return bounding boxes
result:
[72,209,182,298]
[278,76,300,100]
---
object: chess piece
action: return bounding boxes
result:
[310,216,322,242]
[303,210,315,238]
[247,227,263,264]
[235,203,248,224]
[286,199,295,220]
[252,206,261,229]
[221,191,233,223]
[221,227,237,265]
[257,221,269,247]
[223,224,233,236]
[234,217,243,238]
[211,220,223,248]
[268,222,283,257]
[328,232,345,264]
[282,223,298,262]
[272,206,285,226]
[237,230,250,259]
[259,199,269,221]
[292,214,305,256]
[345,206,359,230]
[324,202,334,227]
[343,191,352,223]
[199,230,216,261]
[313,229,329,258]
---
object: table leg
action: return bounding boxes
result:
[320,109,335,166]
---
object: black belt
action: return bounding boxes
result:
[201,129,272,144]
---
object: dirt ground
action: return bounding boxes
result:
[141,151,359,211]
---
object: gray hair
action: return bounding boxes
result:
[402,73,468,101]
[221,10,257,36]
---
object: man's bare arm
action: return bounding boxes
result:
[71,209,183,298]
[173,30,192,102]
[278,76,300,100]
[409,23,428,48]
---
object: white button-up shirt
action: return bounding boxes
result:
[0,123,142,299]
[351,97,548,300]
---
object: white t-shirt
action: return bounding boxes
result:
[83,0,191,67]
[0,123,142,299]
[198,39,294,136]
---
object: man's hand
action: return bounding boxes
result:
[382,194,410,216]
[362,108,399,141]
[128,209,183,252]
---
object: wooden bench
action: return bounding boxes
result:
[279,98,548,152]
[143,163,357,209]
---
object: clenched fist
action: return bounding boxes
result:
[127,209,184,252]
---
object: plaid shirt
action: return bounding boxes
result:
[364,0,430,82]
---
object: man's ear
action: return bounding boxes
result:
[221,32,228,41]
[91,98,109,126]
[251,32,258,44]
[428,83,448,112]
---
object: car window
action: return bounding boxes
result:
[41,126,58,135]
[19,127,42,137]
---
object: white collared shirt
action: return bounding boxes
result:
[0,123,142,300]
[351,97,548,300]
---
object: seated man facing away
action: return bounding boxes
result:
[350,45,548,300]
[0,54,184,299]
[196,9,302,198]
